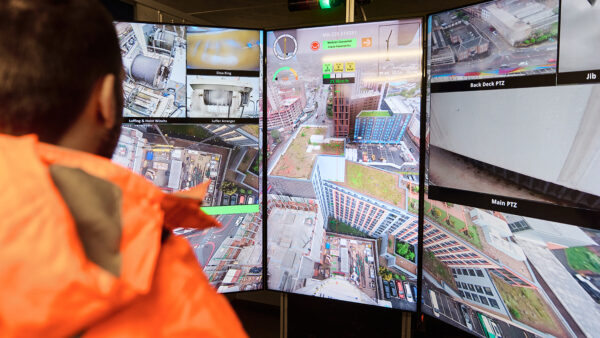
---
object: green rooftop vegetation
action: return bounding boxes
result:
[344,161,405,207]
[423,201,482,249]
[357,110,391,117]
[272,127,326,179]
[423,250,456,289]
[491,274,563,336]
[408,198,418,214]
[241,124,259,136]
[395,240,416,263]
[327,217,371,238]
[566,246,600,274]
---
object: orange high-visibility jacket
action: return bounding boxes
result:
[0,134,248,337]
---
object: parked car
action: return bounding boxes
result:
[404,282,414,302]
[249,267,262,274]
[429,290,440,317]
[390,281,398,298]
[239,195,245,204]
[223,195,230,205]
[460,304,473,331]
[395,280,405,299]
[382,281,391,299]
[230,194,238,205]
[247,196,254,204]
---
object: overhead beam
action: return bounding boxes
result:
[132,0,216,24]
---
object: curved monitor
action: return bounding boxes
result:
[266,18,423,311]
[423,0,600,336]
[111,22,264,294]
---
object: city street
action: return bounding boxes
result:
[305,87,334,137]
[184,214,244,267]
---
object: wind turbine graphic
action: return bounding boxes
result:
[385,29,392,61]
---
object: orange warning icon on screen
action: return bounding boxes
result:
[362,37,372,47]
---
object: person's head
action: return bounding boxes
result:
[0,0,124,158]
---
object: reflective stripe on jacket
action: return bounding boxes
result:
[0,134,247,337]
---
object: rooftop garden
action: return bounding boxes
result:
[565,246,600,274]
[408,198,418,214]
[241,124,259,137]
[327,217,371,238]
[271,127,326,179]
[491,274,565,337]
[423,250,456,289]
[395,239,416,263]
[343,161,406,207]
[424,201,482,249]
[357,110,391,118]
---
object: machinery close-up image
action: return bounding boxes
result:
[116,22,187,118]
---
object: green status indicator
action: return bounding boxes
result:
[323,63,333,73]
[323,38,357,49]
[201,204,260,215]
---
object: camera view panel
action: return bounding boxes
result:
[187,75,261,118]
[186,27,261,74]
[115,23,186,118]
[266,19,422,311]
[428,84,600,212]
[558,0,600,83]
[173,211,263,293]
[112,124,260,208]
[421,196,600,338]
[429,0,558,86]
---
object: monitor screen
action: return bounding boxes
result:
[111,22,263,293]
[424,0,600,336]
[558,0,600,83]
[420,196,600,337]
[266,19,422,311]
[425,0,600,225]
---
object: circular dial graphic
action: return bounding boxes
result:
[273,34,298,61]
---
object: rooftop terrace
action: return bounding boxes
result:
[357,110,392,118]
[339,161,406,208]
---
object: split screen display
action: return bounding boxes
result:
[110,0,600,336]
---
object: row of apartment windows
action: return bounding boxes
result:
[316,166,412,236]
[332,184,403,214]
[425,228,440,236]
[457,281,493,297]
[424,232,450,245]
[444,258,488,265]
[508,220,531,233]
[489,269,530,287]
[453,268,484,278]
[458,290,500,309]
[442,252,478,259]
[399,228,417,240]
[432,244,468,255]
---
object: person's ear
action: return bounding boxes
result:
[96,74,117,129]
